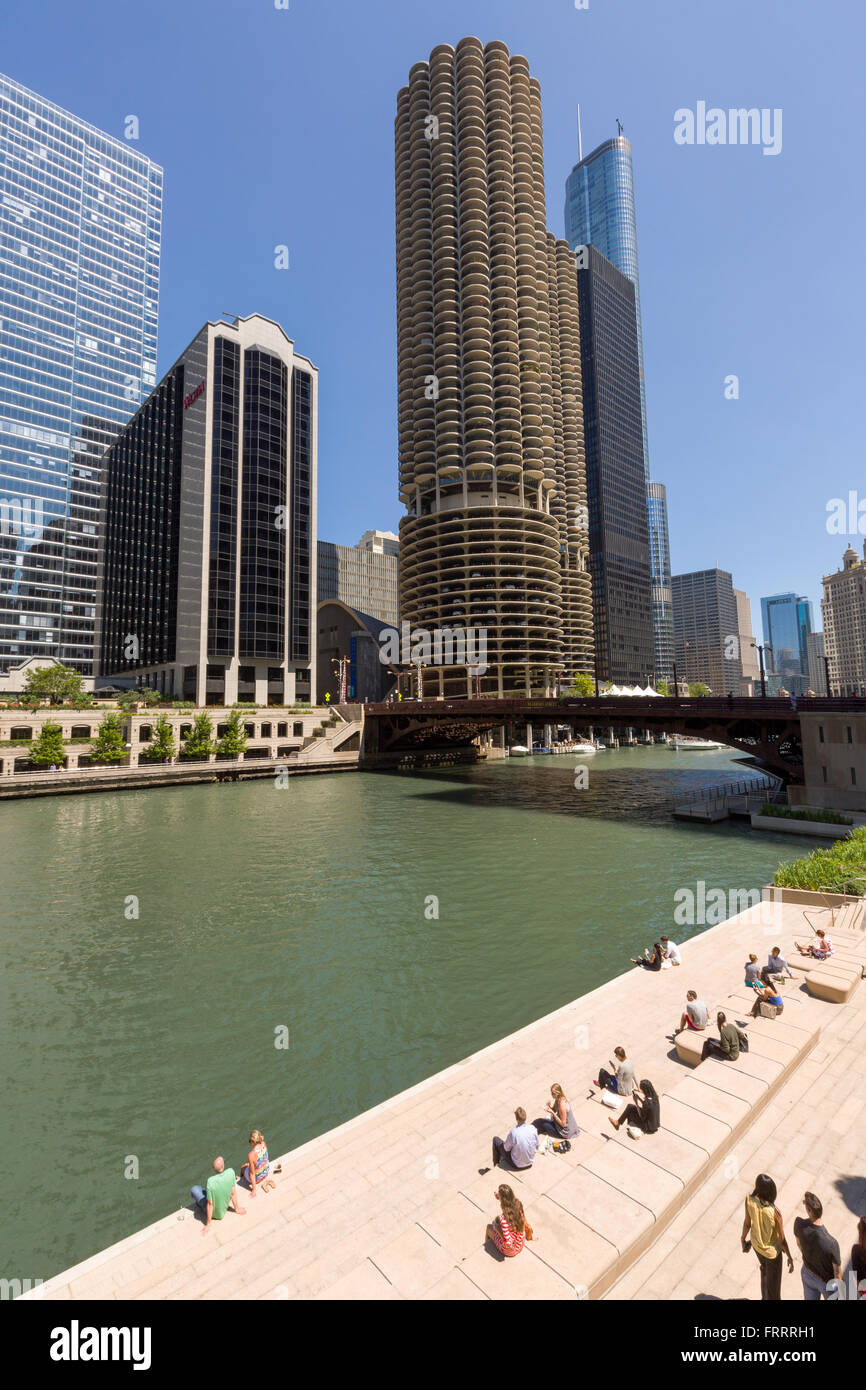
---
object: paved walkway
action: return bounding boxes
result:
[27,893,866,1301]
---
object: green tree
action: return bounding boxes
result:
[181,713,215,759]
[217,710,247,758]
[689,682,711,697]
[90,712,127,763]
[29,720,66,767]
[71,689,96,710]
[119,686,160,710]
[656,679,669,696]
[23,663,85,708]
[564,671,595,697]
[146,714,176,762]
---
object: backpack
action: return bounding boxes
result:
[736,1027,750,1053]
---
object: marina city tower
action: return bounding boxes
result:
[395,38,594,697]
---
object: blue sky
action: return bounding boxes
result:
[4,0,864,642]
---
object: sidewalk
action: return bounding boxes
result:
[26,893,865,1301]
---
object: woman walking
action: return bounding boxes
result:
[741,1174,793,1300]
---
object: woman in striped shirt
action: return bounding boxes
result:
[486,1184,528,1257]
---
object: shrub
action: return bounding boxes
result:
[759,803,853,826]
[90,713,127,764]
[773,826,866,894]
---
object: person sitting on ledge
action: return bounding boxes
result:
[751,980,784,1018]
[767,947,794,981]
[595,1045,636,1096]
[191,1156,246,1236]
[675,990,708,1036]
[533,1083,580,1142]
[491,1107,538,1172]
[794,928,833,960]
[485,1183,530,1258]
[631,942,663,971]
[701,1011,741,1061]
[609,1079,660,1135]
[744,954,763,989]
[660,934,681,966]
[241,1128,281,1197]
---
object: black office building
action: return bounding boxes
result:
[576,245,654,684]
[97,314,317,705]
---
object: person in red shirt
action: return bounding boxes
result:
[486,1184,529,1257]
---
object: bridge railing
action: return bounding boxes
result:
[675,773,781,808]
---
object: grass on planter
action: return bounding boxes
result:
[759,802,853,825]
[773,825,866,894]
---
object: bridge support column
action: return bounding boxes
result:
[526,722,532,751]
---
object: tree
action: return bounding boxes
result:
[29,720,66,767]
[656,679,669,696]
[118,687,160,710]
[689,682,711,698]
[564,671,595,697]
[22,664,85,708]
[90,712,127,763]
[71,689,96,710]
[146,714,176,762]
[217,710,247,758]
[181,713,215,759]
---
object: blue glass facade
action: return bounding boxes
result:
[0,74,162,673]
[760,593,813,677]
[565,135,673,679]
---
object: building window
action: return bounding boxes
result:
[822,766,828,783]
[852,767,857,786]
[260,723,271,738]
[818,725,824,744]
[277,722,287,737]
[293,721,303,736]
[847,726,853,744]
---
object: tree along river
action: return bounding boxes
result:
[0,747,814,1281]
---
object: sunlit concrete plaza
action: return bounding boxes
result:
[29,890,866,1302]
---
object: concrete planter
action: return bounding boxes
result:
[761,885,864,908]
[751,813,852,839]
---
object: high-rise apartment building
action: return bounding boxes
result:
[564,131,673,680]
[672,568,742,696]
[396,38,594,697]
[0,74,162,674]
[318,530,399,627]
[822,545,866,696]
[760,592,813,676]
[734,587,760,690]
[575,245,653,684]
[97,314,317,706]
[806,630,827,695]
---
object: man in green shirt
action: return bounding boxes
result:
[701,1011,741,1061]
[190,1156,246,1236]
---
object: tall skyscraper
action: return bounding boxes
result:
[806,630,827,695]
[734,586,760,690]
[396,38,593,697]
[318,531,400,627]
[565,131,673,680]
[821,545,866,696]
[575,244,653,683]
[97,314,317,707]
[672,568,742,696]
[760,592,813,676]
[0,74,162,675]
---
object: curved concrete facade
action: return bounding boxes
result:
[396,38,593,696]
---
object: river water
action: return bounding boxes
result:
[0,747,813,1282]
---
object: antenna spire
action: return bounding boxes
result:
[577,103,583,160]
[616,118,624,137]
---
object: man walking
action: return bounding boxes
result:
[794,1192,842,1299]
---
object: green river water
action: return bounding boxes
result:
[0,747,813,1282]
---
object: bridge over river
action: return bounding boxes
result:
[359,695,866,781]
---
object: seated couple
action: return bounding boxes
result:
[491,1085,579,1171]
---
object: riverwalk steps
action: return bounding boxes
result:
[25,892,866,1302]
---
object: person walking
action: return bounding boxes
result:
[793,1193,842,1300]
[741,1174,793,1300]
[532,1083,579,1141]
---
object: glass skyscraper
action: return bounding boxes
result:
[565,133,673,680]
[0,74,162,674]
[760,593,813,676]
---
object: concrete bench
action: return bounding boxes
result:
[806,961,861,1003]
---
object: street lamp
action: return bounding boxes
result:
[330,656,350,704]
[750,641,772,699]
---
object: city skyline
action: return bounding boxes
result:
[2,0,862,654]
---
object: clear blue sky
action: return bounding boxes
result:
[4,0,864,643]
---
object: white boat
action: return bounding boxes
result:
[669,735,724,751]
[571,742,597,754]
[508,744,530,757]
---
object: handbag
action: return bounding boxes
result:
[524,1221,534,1241]
[601,1090,621,1109]
[759,1002,778,1019]
[626,1124,643,1140]
[736,1028,750,1052]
